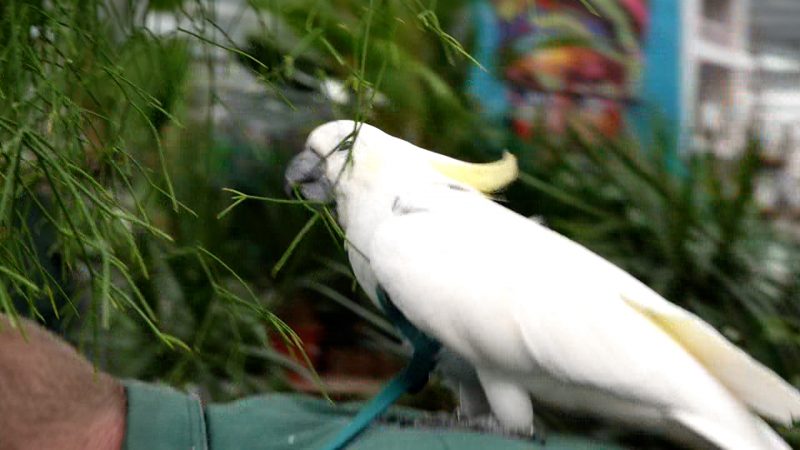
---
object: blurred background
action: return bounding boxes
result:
[2,0,800,447]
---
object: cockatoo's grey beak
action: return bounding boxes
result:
[284,150,334,203]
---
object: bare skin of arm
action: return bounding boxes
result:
[0,315,125,450]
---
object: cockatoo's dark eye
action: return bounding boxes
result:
[334,136,355,153]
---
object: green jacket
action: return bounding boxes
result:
[123,380,623,450]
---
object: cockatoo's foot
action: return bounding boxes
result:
[381,412,546,444]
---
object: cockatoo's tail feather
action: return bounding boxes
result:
[624,294,800,425]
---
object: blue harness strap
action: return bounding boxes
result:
[321,287,442,450]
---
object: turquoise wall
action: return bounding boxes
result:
[639,0,684,142]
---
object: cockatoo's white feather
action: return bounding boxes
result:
[287,121,800,449]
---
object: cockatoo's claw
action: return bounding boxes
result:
[455,414,545,443]
[533,415,548,445]
[382,412,545,443]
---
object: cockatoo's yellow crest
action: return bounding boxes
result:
[428,151,518,193]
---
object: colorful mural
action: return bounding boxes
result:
[470,0,650,139]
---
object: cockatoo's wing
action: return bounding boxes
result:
[367,189,798,449]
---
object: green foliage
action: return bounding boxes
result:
[0,0,181,338]
[109,121,339,398]
[248,0,484,152]
[0,0,317,398]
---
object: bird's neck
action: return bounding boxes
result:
[337,183,395,254]
[334,183,397,307]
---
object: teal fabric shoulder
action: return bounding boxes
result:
[123,380,625,450]
[123,380,208,450]
[206,394,625,450]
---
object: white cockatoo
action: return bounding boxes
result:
[285,120,800,449]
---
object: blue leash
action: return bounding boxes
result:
[322,287,442,450]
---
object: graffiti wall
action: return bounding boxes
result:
[471,0,650,139]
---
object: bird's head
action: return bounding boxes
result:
[285,120,519,205]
